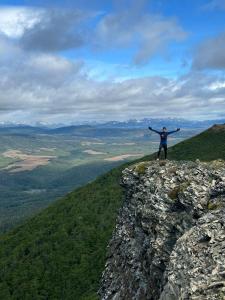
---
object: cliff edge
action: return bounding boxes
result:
[99,160,225,300]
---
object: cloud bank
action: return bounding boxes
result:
[0,2,224,124]
[0,43,224,123]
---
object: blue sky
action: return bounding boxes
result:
[0,0,224,123]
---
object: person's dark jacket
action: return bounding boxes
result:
[148,127,180,145]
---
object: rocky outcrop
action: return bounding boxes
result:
[99,160,225,300]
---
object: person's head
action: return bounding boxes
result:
[162,127,167,132]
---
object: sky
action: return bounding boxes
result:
[0,0,225,124]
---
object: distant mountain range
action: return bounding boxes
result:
[97,118,225,129]
[0,117,224,131]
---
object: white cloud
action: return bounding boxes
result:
[0,6,42,38]
[28,54,82,74]
[0,49,224,123]
[0,5,89,52]
[95,12,186,65]
[207,81,225,90]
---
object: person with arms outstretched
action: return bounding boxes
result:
[148,126,180,159]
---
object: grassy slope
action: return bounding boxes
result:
[168,124,225,161]
[0,125,224,300]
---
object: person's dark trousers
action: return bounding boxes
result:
[157,143,167,159]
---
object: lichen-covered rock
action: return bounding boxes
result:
[99,160,225,300]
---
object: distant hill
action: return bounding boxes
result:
[0,124,224,299]
[168,123,225,161]
[0,117,224,135]
[0,125,46,135]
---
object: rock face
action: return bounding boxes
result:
[99,160,225,300]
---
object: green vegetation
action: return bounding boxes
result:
[134,161,150,174]
[0,166,125,299]
[0,160,121,233]
[0,125,224,299]
[207,202,221,210]
[168,182,190,200]
[167,125,225,161]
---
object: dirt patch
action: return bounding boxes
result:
[81,141,105,146]
[104,153,143,162]
[111,143,135,146]
[2,150,56,173]
[39,147,56,151]
[83,149,106,155]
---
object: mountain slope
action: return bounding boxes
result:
[168,124,225,161]
[0,124,224,299]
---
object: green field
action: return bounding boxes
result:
[0,126,198,233]
[0,124,224,299]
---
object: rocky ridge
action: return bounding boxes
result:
[99,160,225,300]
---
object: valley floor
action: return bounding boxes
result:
[0,127,200,233]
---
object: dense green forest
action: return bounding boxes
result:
[0,125,224,299]
[0,160,121,233]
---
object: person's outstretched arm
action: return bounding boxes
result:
[148,127,160,134]
[167,128,180,135]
